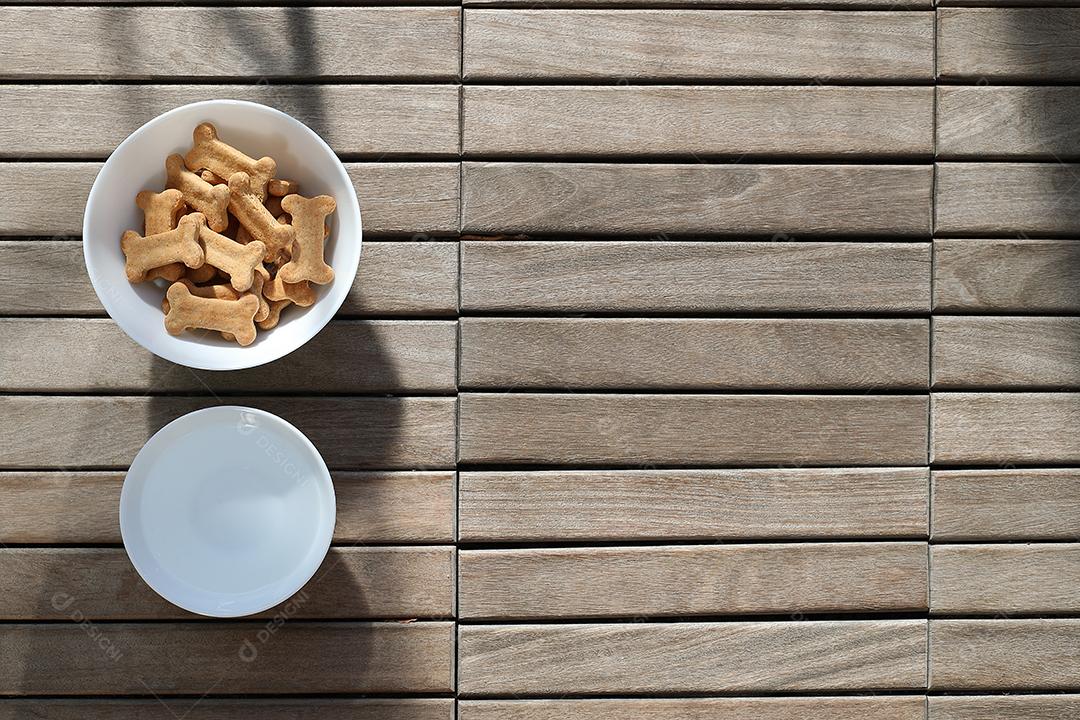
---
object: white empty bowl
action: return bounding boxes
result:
[83,100,362,371]
[120,406,336,617]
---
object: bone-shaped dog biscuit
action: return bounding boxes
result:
[228,172,294,262]
[161,280,243,341]
[277,194,335,285]
[136,189,185,235]
[185,263,219,284]
[186,123,276,200]
[200,169,226,185]
[268,178,298,198]
[145,264,186,282]
[159,280,245,343]
[164,282,261,346]
[121,215,204,283]
[265,194,284,219]
[165,154,230,232]
[276,213,328,239]
[249,265,271,323]
[264,276,316,307]
[136,189,187,281]
[187,213,267,293]
[161,279,240,313]
[257,299,291,331]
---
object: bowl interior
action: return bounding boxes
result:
[84,100,361,371]
[120,406,336,617]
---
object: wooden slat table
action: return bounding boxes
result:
[1,0,1078,717]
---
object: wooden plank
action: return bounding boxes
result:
[0,7,460,80]
[0,471,455,544]
[937,0,1080,5]
[0,547,453,620]
[0,699,455,720]
[460,543,927,620]
[460,318,928,390]
[938,9,1080,81]
[459,620,927,695]
[0,85,458,159]
[334,471,456,545]
[0,621,453,694]
[936,164,1080,237]
[344,241,458,315]
[462,163,932,235]
[930,695,1080,720]
[938,87,1080,160]
[463,86,932,158]
[933,316,1080,388]
[461,698,927,720]
[460,468,929,542]
[0,319,457,394]
[932,469,1080,541]
[0,162,459,236]
[466,0,931,7]
[932,544,1080,615]
[932,392,1080,465]
[0,240,457,317]
[934,239,1080,312]
[459,394,928,466]
[463,10,933,81]
[0,397,455,469]
[349,163,459,235]
[930,619,1080,690]
[462,241,931,313]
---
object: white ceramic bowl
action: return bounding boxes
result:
[83,100,362,371]
[120,406,336,617]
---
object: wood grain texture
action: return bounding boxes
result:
[930,619,1080,690]
[0,547,453,620]
[463,10,933,81]
[0,471,454,544]
[932,392,1080,465]
[333,471,456,544]
[348,163,459,235]
[0,621,453,695]
[933,316,1080,388]
[932,469,1080,541]
[460,318,928,390]
[931,544,1080,615]
[459,621,927,695]
[462,163,932,235]
[0,7,460,80]
[940,0,1080,5]
[0,397,455,469]
[461,393,927,466]
[938,8,1080,81]
[460,697,928,720]
[460,468,929,541]
[463,86,932,158]
[938,87,1080,160]
[0,699,454,720]
[0,85,458,158]
[930,695,1080,720]
[934,239,1080,312]
[460,543,927,619]
[462,241,931,313]
[466,0,931,6]
[0,241,457,317]
[0,163,458,236]
[936,164,1080,237]
[0,319,457,393]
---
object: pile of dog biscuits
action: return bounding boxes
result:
[120,122,337,346]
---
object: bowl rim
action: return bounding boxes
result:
[83,98,362,371]
[119,405,337,618]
